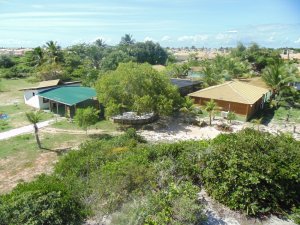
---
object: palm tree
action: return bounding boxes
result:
[32,46,44,66]
[94,38,106,48]
[251,118,262,131]
[45,41,62,64]
[180,97,197,124]
[262,62,299,94]
[205,99,217,126]
[26,111,42,149]
[120,34,135,45]
[201,60,223,87]
[227,111,237,124]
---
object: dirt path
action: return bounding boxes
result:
[0,119,56,140]
[41,127,121,136]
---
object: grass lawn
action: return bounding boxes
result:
[0,78,54,131]
[0,132,89,193]
[0,78,38,105]
[273,107,300,123]
[0,132,87,159]
[0,104,54,131]
[51,119,119,132]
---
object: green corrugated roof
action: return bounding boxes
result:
[38,86,96,106]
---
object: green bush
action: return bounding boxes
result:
[111,182,206,225]
[143,182,206,225]
[0,175,87,225]
[291,207,300,224]
[201,128,300,215]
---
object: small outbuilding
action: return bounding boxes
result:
[188,81,271,120]
[21,79,98,118]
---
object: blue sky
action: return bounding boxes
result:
[0,0,300,48]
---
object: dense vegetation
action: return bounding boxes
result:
[0,34,168,86]
[0,175,86,225]
[96,62,182,116]
[1,128,299,224]
[202,128,300,215]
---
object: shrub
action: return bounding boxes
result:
[216,123,233,132]
[0,175,87,225]
[291,207,300,224]
[111,182,206,225]
[201,128,300,215]
[143,182,206,225]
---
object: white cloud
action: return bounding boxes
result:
[144,36,156,42]
[161,35,171,42]
[227,30,238,33]
[31,4,44,9]
[215,33,229,40]
[0,12,105,18]
[178,34,208,42]
[294,38,300,44]
[267,36,275,42]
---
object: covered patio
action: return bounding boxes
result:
[37,86,98,118]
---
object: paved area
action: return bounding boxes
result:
[0,119,56,140]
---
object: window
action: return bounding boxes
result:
[43,98,49,103]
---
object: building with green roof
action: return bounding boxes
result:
[21,79,98,118]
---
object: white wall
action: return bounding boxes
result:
[23,83,81,109]
[24,88,53,109]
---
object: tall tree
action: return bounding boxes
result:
[45,41,63,64]
[96,62,182,117]
[25,111,42,149]
[119,34,135,46]
[262,62,299,94]
[94,39,106,48]
[32,47,44,66]
[0,55,15,68]
[205,99,218,126]
[130,41,168,65]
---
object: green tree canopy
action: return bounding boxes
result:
[74,106,99,134]
[96,62,182,117]
[262,61,299,94]
[0,55,15,68]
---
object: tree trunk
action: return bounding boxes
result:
[209,113,212,126]
[34,124,42,149]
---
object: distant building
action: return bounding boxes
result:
[188,81,271,120]
[20,79,98,117]
[0,48,32,56]
[171,78,202,96]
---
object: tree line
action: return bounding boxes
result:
[0,34,168,86]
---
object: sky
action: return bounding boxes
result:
[0,0,300,48]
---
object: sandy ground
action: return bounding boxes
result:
[138,117,300,142]
[199,189,296,225]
